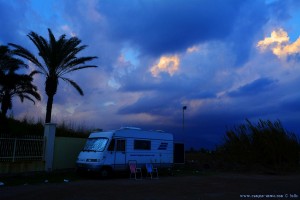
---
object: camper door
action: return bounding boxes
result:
[114,139,126,170]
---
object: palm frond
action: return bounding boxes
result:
[27,31,51,70]
[67,56,98,67]
[8,43,47,74]
[1,45,28,71]
[61,77,84,96]
[60,65,98,76]
[29,70,44,77]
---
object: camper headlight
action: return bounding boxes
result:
[86,159,101,162]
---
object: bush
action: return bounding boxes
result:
[218,119,300,172]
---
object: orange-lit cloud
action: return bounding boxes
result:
[150,55,180,77]
[186,45,199,53]
[257,28,300,59]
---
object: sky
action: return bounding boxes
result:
[1,0,300,149]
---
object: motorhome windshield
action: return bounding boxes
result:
[83,138,108,152]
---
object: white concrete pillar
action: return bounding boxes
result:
[44,123,56,172]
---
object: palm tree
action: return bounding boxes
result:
[9,29,98,123]
[0,45,41,133]
[0,73,41,116]
[0,45,26,72]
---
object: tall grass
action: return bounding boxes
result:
[218,119,300,172]
[1,116,91,138]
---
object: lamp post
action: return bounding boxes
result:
[182,106,187,134]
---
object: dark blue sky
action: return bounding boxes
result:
[1,0,300,149]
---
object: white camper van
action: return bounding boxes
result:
[76,127,173,177]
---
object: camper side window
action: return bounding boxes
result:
[134,140,151,150]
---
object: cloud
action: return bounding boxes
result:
[78,0,103,22]
[257,29,289,48]
[228,78,278,97]
[99,0,248,56]
[150,55,180,77]
[0,1,30,44]
[257,28,300,59]
[186,46,200,53]
[267,0,300,21]
[224,0,269,66]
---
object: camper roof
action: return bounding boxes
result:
[114,128,173,140]
[88,127,173,140]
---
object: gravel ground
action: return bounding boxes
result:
[1,173,300,200]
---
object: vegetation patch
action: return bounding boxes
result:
[1,117,90,138]
[185,119,300,174]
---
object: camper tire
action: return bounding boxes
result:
[100,167,112,178]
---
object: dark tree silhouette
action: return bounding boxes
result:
[9,29,98,123]
[0,45,41,133]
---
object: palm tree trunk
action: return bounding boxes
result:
[1,95,9,116]
[0,112,8,134]
[45,95,54,123]
[1,104,8,116]
[2,107,8,116]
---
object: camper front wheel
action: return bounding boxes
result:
[100,167,112,178]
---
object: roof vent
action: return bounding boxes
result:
[120,127,141,130]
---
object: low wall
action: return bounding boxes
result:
[53,137,86,170]
[0,161,44,174]
[0,136,87,174]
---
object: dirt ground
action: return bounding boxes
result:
[1,173,300,200]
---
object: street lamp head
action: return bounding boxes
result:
[183,106,187,110]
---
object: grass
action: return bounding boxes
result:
[218,119,300,173]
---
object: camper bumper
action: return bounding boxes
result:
[76,162,103,172]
